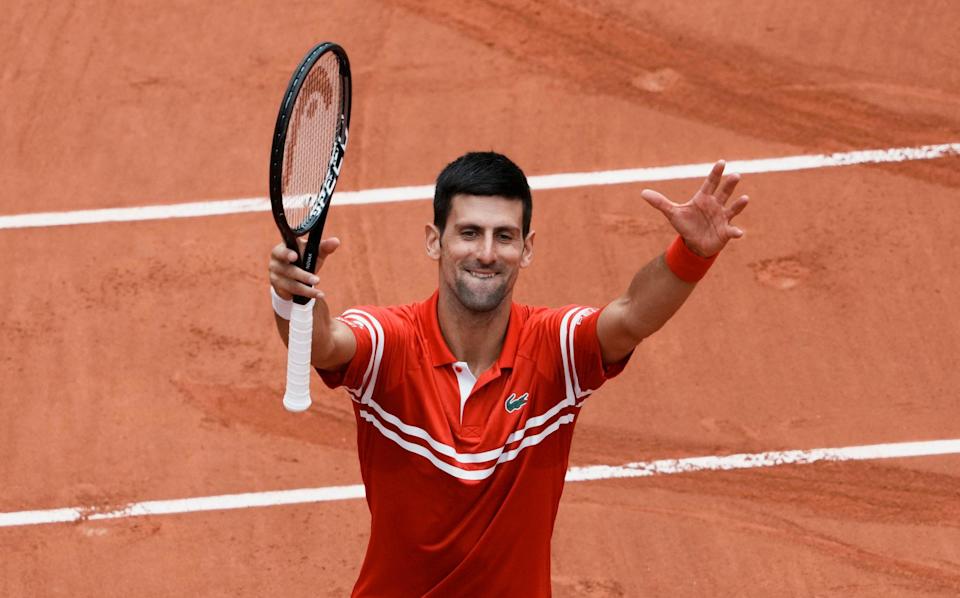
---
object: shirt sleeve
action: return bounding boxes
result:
[556,305,632,399]
[317,305,408,401]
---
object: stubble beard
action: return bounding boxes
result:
[453,270,512,313]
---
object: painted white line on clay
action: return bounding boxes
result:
[2,438,958,529]
[0,484,366,528]
[563,438,960,481]
[1,142,957,230]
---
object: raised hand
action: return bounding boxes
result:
[269,237,341,301]
[640,161,749,257]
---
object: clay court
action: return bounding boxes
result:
[2,1,959,596]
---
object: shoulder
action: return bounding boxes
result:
[518,304,599,359]
[517,302,625,397]
[319,300,423,392]
[338,302,418,335]
[520,303,601,333]
[514,303,601,358]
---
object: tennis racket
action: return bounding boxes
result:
[269,42,352,412]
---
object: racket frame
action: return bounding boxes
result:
[269,42,352,306]
[268,42,352,413]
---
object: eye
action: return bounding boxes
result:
[460,229,478,239]
[497,231,516,242]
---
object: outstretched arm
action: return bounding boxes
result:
[269,237,357,371]
[596,161,749,364]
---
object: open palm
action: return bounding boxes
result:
[641,161,749,257]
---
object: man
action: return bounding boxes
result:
[268,152,748,596]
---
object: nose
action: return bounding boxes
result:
[476,233,496,265]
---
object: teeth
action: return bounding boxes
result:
[468,270,495,279]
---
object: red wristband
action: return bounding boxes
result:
[665,236,717,283]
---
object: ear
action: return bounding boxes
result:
[425,223,442,260]
[520,230,535,268]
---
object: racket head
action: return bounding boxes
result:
[269,42,352,275]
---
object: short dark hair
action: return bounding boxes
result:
[433,152,532,236]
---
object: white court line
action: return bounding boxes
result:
[2,438,958,529]
[1,142,958,230]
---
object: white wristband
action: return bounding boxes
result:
[271,286,294,320]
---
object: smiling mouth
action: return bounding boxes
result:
[465,269,498,280]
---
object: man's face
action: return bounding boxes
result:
[426,194,534,313]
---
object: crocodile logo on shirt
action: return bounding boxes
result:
[504,392,529,413]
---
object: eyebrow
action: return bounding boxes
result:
[455,223,521,233]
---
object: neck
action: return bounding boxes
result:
[436,287,512,377]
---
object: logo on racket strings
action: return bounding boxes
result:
[309,123,349,222]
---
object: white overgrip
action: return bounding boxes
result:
[283,299,316,412]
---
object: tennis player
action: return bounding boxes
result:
[268,152,748,596]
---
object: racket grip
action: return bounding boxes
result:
[283,299,316,412]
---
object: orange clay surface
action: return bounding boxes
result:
[2,1,959,596]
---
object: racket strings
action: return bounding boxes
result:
[282,52,343,232]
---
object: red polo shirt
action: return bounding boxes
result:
[320,291,629,597]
